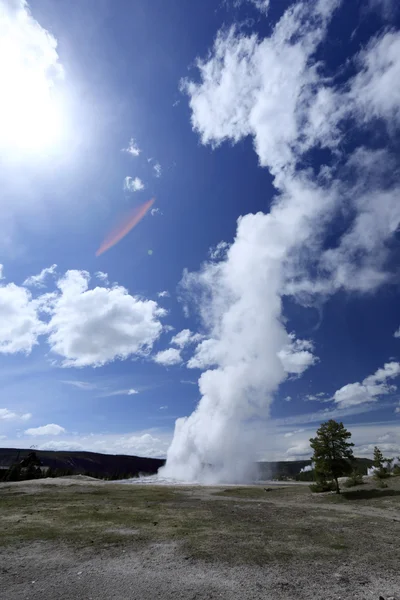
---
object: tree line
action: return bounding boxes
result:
[0,452,140,482]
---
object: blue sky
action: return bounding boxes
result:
[0,0,400,467]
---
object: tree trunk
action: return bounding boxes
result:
[334,476,340,494]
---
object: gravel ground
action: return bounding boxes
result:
[1,477,399,599]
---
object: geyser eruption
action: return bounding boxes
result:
[160,0,400,482]
[160,184,324,483]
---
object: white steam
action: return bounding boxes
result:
[160,0,400,483]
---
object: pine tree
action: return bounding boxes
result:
[310,420,354,494]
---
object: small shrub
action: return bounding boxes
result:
[392,465,400,477]
[344,470,364,488]
[373,468,390,480]
[376,478,388,489]
[310,480,336,493]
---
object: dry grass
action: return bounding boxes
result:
[1,478,400,599]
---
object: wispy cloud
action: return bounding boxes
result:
[153,163,162,178]
[100,388,139,397]
[23,264,57,288]
[95,271,109,285]
[61,380,99,391]
[122,138,141,157]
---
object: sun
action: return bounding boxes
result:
[0,77,64,153]
[0,3,66,155]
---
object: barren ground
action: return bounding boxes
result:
[0,475,399,599]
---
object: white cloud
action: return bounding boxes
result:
[334,361,400,408]
[396,404,400,414]
[151,207,162,216]
[0,265,4,280]
[61,380,98,391]
[153,163,162,178]
[159,406,168,410]
[95,271,109,284]
[248,0,269,14]
[209,241,229,261]
[162,0,400,483]
[124,176,145,192]
[25,423,66,436]
[153,348,182,366]
[0,282,45,354]
[351,31,400,126]
[284,396,292,402]
[186,338,218,369]
[285,441,311,458]
[157,291,170,298]
[394,327,400,339]
[171,329,203,349]
[23,264,57,288]
[100,388,139,397]
[38,440,84,451]
[0,408,31,421]
[284,428,304,438]
[122,138,141,157]
[277,335,318,376]
[0,0,64,153]
[46,270,166,367]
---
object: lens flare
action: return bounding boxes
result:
[96,198,155,257]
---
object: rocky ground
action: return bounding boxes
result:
[0,476,399,599]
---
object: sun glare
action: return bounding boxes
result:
[0,5,65,154]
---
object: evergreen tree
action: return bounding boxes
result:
[310,420,354,494]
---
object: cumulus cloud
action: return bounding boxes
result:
[153,348,182,366]
[162,0,400,483]
[171,329,203,349]
[277,334,318,376]
[25,423,66,436]
[334,361,400,408]
[0,282,45,354]
[153,163,162,178]
[122,137,141,157]
[157,291,170,298]
[0,408,31,421]
[46,270,166,367]
[124,176,145,192]
[23,264,57,288]
[394,327,400,339]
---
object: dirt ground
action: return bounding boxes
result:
[0,476,399,599]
